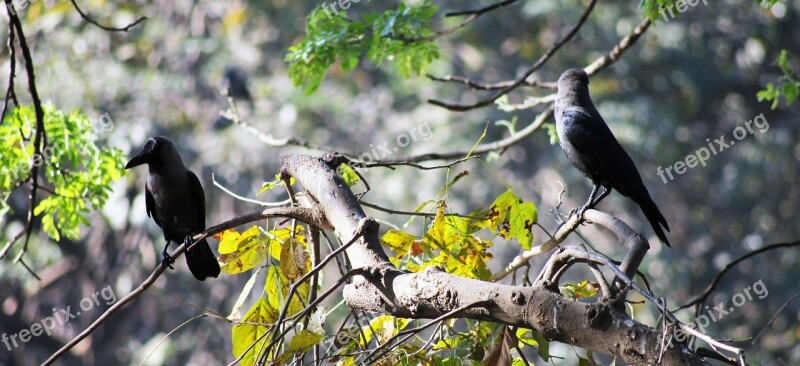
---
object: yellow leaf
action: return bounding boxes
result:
[280,237,310,280]
[264,265,310,317]
[380,229,419,258]
[487,189,537,250]
[231,298,277,366]
[274,330,324,365]
[217,226,269,274]
[361,315,409,346]
[423,204,448,249]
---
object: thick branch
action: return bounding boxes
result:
[279,154,709,365]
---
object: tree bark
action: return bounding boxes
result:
[280,154,709,365]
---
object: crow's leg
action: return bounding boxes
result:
[590,186,611,207]
[161,240,175,270]
[577,184,601,218]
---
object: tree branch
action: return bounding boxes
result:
[398,0,520,43]
[69,0,147,32]
[279,154,711,365]
[5,1,46,280]
[427,0,597,111]
[41,207,320,365]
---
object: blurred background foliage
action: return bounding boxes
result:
[0,0,798,364]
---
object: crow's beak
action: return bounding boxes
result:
[125,152,148,169]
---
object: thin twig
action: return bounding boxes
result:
[260,218,374,361]
[42,207,318,365]
[426,74,556,91]
[398,0,520,43]
[222,97,359,155]
[69,0,147,32]
[212,173,291,207]
[673,241,800,313]
[1,20,17,125]
[427,0,597,111]
[396,106,554,164]
[751,291,800,345]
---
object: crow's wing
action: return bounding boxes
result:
[560,109,647,198]
[186,170,206,230]
[145,185,162,228]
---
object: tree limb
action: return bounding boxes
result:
[279,154,711,365]
[41,207,320,365]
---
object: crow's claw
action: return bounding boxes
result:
[161,252,175,270]
[161,242,175,270]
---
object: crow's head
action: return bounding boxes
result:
[125,136,182,170]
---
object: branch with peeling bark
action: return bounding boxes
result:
[276,154,714,365]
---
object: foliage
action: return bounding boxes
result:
[224,224,316,365]
[757,50,800,109]
[0,104,126,241]
[286,2,440,94]
[220,185,542,364]
[639,0,680,21]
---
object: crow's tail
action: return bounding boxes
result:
[637,193,671,247]
[185,238,221,280]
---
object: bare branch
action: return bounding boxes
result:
[398,0,520,43]
[42,207,319,365]
[5,2,47,278]
[393,106,554,164]
[1,21,17,124]
[674,241,800,313]
[69,0,147,32]
[223,97,359,155]
[427,0,597,111]
[584,18,651,75]
[751,291,800,345]
[426,74,556,91]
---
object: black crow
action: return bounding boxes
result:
[555,68,670,246]
[126,136,221,279]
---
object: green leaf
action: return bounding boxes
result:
[545,123,559,145]
[516,328,550,361]
[560,280,601,299]
[758,49,800,109]
[487,189,537,250]
[260,174,294,193]
[274,330,325,364]
[337,163,360,187]
[1,103,126,242]
[286,2,440,93]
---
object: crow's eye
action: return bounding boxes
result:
[144,139,157,153]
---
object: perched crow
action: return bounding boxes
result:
[555,68,670,246]
[126,136,221,280]
[223,65,254,108]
